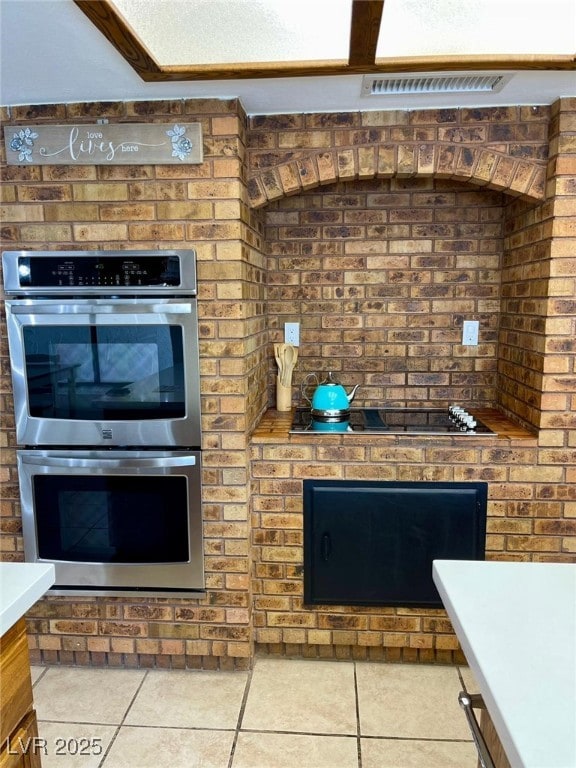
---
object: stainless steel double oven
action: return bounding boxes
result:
[2,249,204,595]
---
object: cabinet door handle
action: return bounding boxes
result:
[321,532,331,561]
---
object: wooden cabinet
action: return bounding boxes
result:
[0,618,41,768]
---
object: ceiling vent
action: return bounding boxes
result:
[361,73,511,96]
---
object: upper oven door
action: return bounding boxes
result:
[5,298,201,447]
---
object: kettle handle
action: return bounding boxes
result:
[301,372,320,406]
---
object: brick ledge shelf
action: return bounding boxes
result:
[251,407,536,443]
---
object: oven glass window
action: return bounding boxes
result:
[22,325,185,420]
[33,475,190,563]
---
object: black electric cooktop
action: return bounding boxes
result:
[290,407,496,435]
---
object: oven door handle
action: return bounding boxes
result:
[18,452,198,469]
[8,302,194,315]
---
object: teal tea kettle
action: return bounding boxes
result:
[310,372,359,421]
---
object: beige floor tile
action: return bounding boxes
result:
[36,721,117,768]
[356,663,471,740]
[33,667,146,724]
[232,731,359,768]
[125,668,248,729]
[101,725,234,768]
[241,657,357,735]
[361,737,478,768]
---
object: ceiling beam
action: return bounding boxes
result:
[130,55,576,83]
[73,0,162,79]
[349,0,385,66]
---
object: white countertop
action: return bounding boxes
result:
[433,560,576,768]
[0,563,55,636]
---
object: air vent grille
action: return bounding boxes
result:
[362,74,510,96]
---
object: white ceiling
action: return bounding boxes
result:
[1,0,575,115]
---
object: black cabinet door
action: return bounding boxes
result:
[304,481,486,607]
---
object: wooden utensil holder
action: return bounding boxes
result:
[276,375,292,411]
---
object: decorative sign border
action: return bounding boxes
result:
[4,122,203,165]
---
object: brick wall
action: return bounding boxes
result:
[250,434,540,664]
[247,106,555,431]
[0,98,266,669]
[264,178,504,408]
[249,100,576,660]
[1,98,574,667]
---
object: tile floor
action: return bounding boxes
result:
[30,657,479,768]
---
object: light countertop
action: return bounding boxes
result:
[0,562,55,636]
[433,559,576,768]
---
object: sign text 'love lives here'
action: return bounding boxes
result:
[4,123,203,165]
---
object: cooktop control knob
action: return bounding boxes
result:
[448,405,477,431]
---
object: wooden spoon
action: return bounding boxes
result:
[274,343,283,373]
[281,344,298,386]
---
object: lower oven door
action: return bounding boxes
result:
[5,298,201,447]
[17,449,204,595]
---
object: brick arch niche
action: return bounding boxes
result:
[246,142,546,209]
[246,106,566,433]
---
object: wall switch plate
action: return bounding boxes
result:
[284,322,300,346]
[462,320,480,346]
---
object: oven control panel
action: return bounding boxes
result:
[2,250,197,295]
[19,255,179,287]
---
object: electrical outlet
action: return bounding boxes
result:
[284,322,300,346]
[462,320,479,346]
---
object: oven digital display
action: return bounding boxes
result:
[18,254,181,288]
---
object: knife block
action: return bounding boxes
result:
[276,376,292,411]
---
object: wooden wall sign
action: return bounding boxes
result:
[4,122,203,165]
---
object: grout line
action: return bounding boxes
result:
[354,661,362,768]
[118,668,150,724]
[239,728,358,738]
[97,725,122,768]
[31,666,48,687]
[226,658,255,768]
[359,734,477,743]
[456,664,475,696]
[96,668,149,768]
[35,717,471,744]
[35,721,237,733]
[38,718,124,728]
